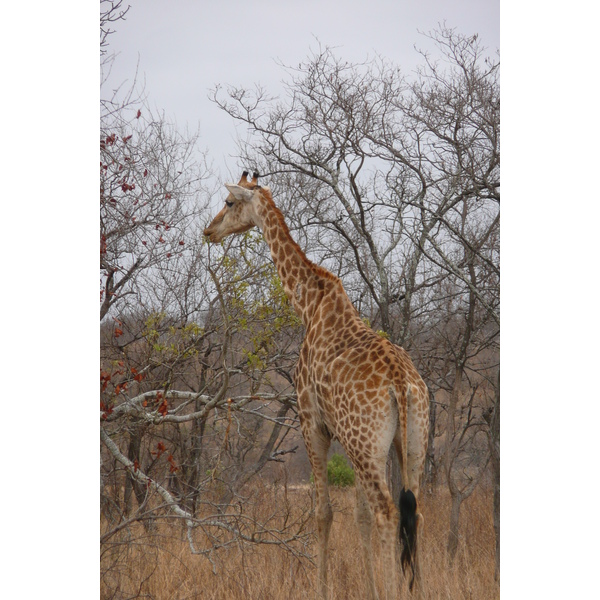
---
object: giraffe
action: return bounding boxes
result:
[204,172,429,600]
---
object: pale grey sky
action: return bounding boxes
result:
[102,0,499,177]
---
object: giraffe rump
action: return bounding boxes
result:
[399,487,418,590]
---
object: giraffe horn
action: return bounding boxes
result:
[250,171,260,185]
[238,171,249,185]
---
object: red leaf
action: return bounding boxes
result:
[153,441,166,458]
[167,454,178,472]
[131,367,145,383]
[157,398,168,416]
[179,240,185,245]
[136,109,141,119]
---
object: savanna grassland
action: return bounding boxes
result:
[101,483,498,600]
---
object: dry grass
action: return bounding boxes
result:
[101,484,498,600]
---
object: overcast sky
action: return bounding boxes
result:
[102,0,499,179]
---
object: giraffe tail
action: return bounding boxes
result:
[393,382,418,590]
[399,487,418,590]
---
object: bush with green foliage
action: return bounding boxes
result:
[310,453,355,487]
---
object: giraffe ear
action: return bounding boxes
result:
[224,184,255,203]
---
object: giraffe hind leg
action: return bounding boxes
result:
[353,459,399,600]
[393,408,427,596]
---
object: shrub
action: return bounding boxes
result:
[310,453,355,487]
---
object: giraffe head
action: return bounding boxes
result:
[203,171,263,243]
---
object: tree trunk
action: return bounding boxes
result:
[218,403,291,508]
[425,390,437,487]
[125,426,156,532]
[444,363,465,565]
[489,371,500,580]
[493,467,500,580]
[447,490,463,564]
[188,416,207,515]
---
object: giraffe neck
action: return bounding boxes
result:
[254,191,329,327]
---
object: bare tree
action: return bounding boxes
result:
[212,25,500,565]
[100,228,307,533]
[100,106,211,321]
[100,7,315,590]
[484,370,500,580]
[100,0,130,57]
[211,27,498,343]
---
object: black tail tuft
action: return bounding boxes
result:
[399,488,418,591]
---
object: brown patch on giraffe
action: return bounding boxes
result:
[324,313,337,330]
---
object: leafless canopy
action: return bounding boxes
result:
[211,26,500,571]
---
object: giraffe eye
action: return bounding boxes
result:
[225,200,234,208]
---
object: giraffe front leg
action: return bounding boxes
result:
[315,477,333,600]
[304,426,332,600]
[295,348,335,599]
[296,390,333,599]
[355,483,380,600]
